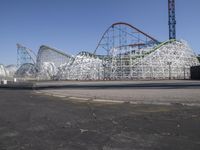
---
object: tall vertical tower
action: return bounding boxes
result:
[168,0,176,39]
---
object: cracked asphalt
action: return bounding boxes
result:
[0,89,200,150]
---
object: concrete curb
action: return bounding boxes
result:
[1,80,200,90]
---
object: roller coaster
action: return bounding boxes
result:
[6,22,199,80]
[94,22,159,55]
[0,0,198,80]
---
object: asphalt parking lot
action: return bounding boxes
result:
[0,89,200,150]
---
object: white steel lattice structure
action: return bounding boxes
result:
[57,51,104,80]
[128,40,199,79]
[0,64,7,78]
[17,44,36,68]
[14,40,199,80]
[14,22,199,80]
[36,45,73,80]
[0,64,17,80]
[4,65,17,77]
[15,63,36,78]
[93,40,199,80]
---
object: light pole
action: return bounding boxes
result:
[183,65,185,79]
[167,62,172,79]
[103,63,106,80]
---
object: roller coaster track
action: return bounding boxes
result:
[17,44,37,67]
[131,39,177,64]
[141,39,176,57]
[94,22,160,54]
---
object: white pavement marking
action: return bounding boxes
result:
[68,97,90,101]
[34,80,200,106]
[36,90,200,106]
[93,99,124,103]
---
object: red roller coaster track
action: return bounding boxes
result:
[94,22,159,54]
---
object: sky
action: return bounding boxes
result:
[0,0,200,65]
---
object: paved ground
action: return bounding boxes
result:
[38,80,200,105]
[0,89,200,150]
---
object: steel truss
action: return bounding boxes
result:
[17,44,36,68]
[168,0,176,39]
[94,22,160,79]
[15,23,199,80]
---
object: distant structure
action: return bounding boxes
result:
[0,0,198,81]
[17,44,36,68]
[14,22,199,80]
[168,0,176,39]
[8,1,198,80]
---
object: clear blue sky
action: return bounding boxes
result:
[0,0,200,65]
